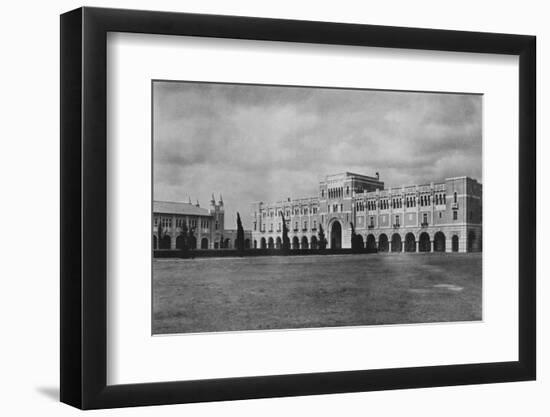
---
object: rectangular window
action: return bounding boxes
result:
[395,215,400,226]
[453,210,458,220]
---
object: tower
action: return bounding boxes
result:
[209,194,216,214]
[217,194,225,231]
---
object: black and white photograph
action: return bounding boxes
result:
[152,81,483,335]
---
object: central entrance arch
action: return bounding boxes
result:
[330,220,342,249]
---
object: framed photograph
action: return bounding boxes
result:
[60,7,536,409]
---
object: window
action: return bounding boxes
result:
[313,220,317,230]
[253,222,257,231]
[370,216,374,226]
[423,213,428,224]
[321,189,325,198]
[303,221,308,230]
[395,215,400,226]
[215,221,219,230]
[346,186,349,195]
[439,212,442,219]
[453,210,458,220]
[154,217,158,226]
[294,222,298,231]
[454,192,458,203]
[313,207,317,214]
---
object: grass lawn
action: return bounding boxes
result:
[152,252,482,334]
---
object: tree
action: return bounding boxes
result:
[236,212,245,252]
[280,212,291,251]
[318,224,327,250]
[350,222,359,252]
[157,220,164,249]
[188,227,195,250]
[178,222,189,257]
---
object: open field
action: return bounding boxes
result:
[152,252,482,334]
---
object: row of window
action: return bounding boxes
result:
[324,186,350,199]
[155,217,219,230]
[355,192,455,211]
[328,204,344,213]
[260,207,319,218]
[258,220,318,233]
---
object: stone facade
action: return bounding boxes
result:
[153,195,252,250]
[251,172,482,253]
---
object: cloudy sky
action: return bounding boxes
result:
[153,81,482,229]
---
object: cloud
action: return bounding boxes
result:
[153,82,482,228]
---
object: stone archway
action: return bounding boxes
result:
[260,237,266,249]
[452,235,459,252]
[391,233,402,252]
[160,235,171,249]
[434,232,445,252]
[366,234,377,252]
[419,232,430,252]
[405,232,416,252]
[378,234,389,252]
[330,220,342,249]
[301,236,309,249]
[292,236,300,249]
[276,237,282,249]
[268,237,274,249]
[310,236,318,249]
[201,237,208,249]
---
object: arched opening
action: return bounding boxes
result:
[153,235,157,250]
[176,235,185,250]
[223,238,230,249]
[378,234,389,252]
[452,235,459,252]
[201,237,208,249]
[419,232,431,252]
[160,235,171,249]
[355,234,364,249]
[234,239,239,249]
[301,236,309,249]
[391,233,402,252]
[268,237,274,249]
[275,237,282,249]
[244,239,250,249]
[188,235,197,250]
[310,236,318,249]
[434,232,446,252]
[405,232,416,252]
[467,231,476,252]
[292,236,300,249]
[330,221,342,249]
[260,237,266,249]
[253,240,257,249]
[366,234,377,252]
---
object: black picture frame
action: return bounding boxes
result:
[60,6,536,410]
